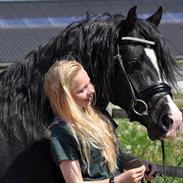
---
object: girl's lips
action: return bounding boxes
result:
[85,95,93,106]
[88,94,93,102]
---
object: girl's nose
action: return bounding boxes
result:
[90,84,95,94]
[87,83,94,96]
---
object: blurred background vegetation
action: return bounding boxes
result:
[115,93,183,183]
[115,118,183,183]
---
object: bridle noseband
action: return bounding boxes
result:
[116,36,172,117]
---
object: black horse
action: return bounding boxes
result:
[0,6,182,183]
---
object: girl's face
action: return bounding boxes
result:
[71,68,94,108]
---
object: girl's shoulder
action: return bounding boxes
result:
[45,117,71,138]
[52,117,67,127]
[51,117,71,131]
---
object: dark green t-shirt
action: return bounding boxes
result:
[49,119,120,181]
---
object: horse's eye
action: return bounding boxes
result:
[125,60,142,73]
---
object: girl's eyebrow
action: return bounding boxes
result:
[72,80,91,92]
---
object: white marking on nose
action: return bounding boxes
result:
[166,95,182,139]
[144,48,161,82]
[167,95,182,123]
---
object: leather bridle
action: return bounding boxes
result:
[116,36,172,117]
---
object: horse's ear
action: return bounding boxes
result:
[123,6,137,28]
[146,6,163,26]
[126,6,137,20]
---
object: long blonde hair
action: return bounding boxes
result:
[44,60,118,173]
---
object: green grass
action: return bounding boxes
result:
[173,92,183,99]
[173,92,183,110]
[115,118,183,183]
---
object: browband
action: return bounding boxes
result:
[122,37,155,45]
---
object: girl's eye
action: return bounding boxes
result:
[78,87,86,93]
[79,89,84,93]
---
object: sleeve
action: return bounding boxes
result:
[50,123,80,166]
[117,150,141,172]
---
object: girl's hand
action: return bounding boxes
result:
[116,165,146,183]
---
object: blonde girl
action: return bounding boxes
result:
[44,60,146,183]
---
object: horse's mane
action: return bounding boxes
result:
[0,13,124,143]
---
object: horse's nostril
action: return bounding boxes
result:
[162,115,173,130]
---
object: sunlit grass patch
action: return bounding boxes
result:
[115,118,183,183]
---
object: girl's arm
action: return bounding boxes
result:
[60,160,146,183]
[60,160,109,183]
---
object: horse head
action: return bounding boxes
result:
[110,6,182,140]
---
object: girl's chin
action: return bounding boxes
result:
[84,102,92,108]
[80,103,91,109]
[79,99,93,108]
